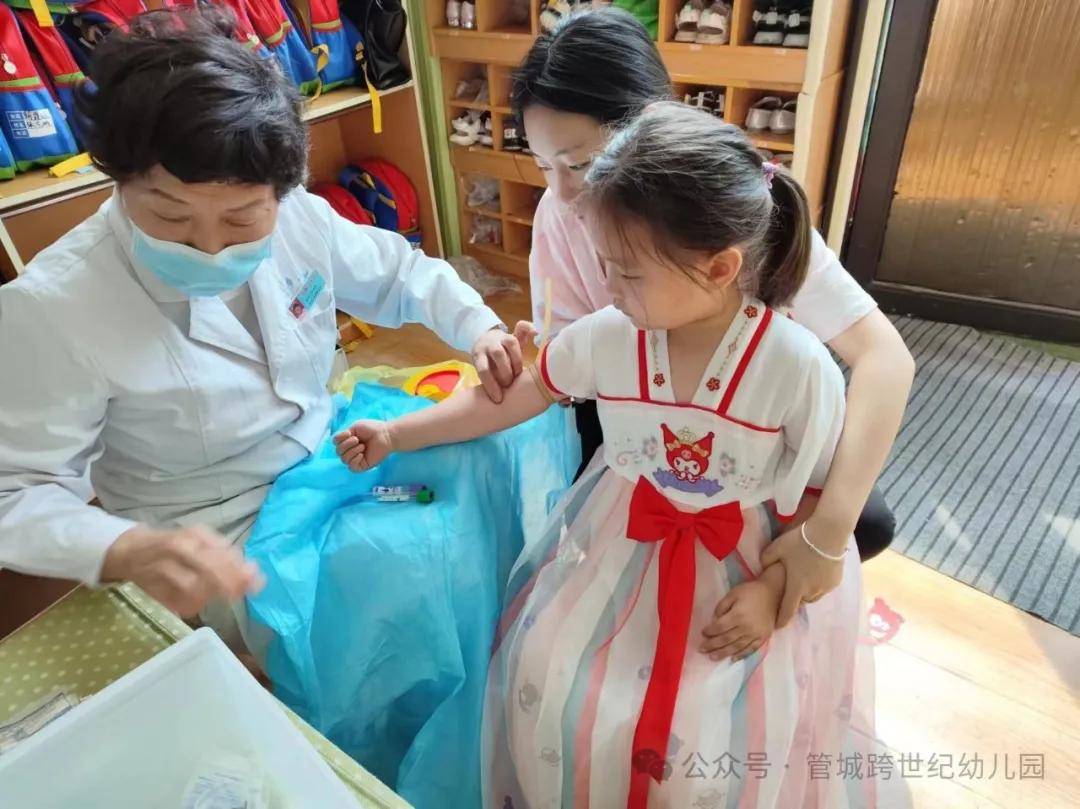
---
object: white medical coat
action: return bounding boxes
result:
[0,188,502,585]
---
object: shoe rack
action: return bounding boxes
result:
[425,0,854,280]
[0,18,441,281]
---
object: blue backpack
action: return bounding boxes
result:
[0,4,79,171]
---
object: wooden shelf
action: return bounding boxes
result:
[0,83,414,217]
[433,0,855,266]
[748,129,795,152]
[0,167,110,215]
[450,144,544,187]
[466,205,502,219]
[449,99,491,111]
[465,241,528,279]
[432,28,532,65]
[302,81,413,123]
[659,42,807,87]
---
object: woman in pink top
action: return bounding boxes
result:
[512,8,915,626]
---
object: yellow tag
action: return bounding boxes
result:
[539,278,553,351]
[29,0,53,27]
[355,43,382,134]
[311,43,330,74]
[48,152,91,177]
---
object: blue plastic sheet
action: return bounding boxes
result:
[245,384,579,809]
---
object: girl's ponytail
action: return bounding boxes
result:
[759,167,812,308]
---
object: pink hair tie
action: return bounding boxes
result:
[762,161,778,189]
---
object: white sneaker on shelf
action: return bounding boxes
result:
[540,0,572,32]
[450,112,481,146]
[461,0,476,30]
[745,96,782,130]
[696,1,731,45]
[446,0,461,28]
[752,5,785,45]
[674,0,703,43]
[769,99,797,133]
[782,7,811,47]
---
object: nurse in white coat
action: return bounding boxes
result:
[0,10,523,643]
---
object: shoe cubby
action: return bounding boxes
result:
[674,82,729,120]
[727,86,797,152]
[475,0,537,36]
[503,220,532,261]
[426,0,855,278]
[501,181,542,225]
[489,64,515,115]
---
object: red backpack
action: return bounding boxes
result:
[310,181,375,226]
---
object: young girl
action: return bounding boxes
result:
[336,105,874,808]
[513,8,914,627]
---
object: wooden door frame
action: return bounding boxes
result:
[842,0,1080,343]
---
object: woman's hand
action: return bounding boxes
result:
[472,327,525,403]
[333,420,395,472]
[760,515,848,628]
[100,524,264,618]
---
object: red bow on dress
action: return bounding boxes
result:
[625,477,744,809]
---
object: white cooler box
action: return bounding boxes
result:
[0,628,360,808]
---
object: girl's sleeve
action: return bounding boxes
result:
[535,311,599,401]
[773,342,847,519]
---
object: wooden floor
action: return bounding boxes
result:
[352,292,1080,809]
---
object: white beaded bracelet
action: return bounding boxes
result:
[801,522,847,563]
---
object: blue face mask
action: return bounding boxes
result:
[131,221,272,298]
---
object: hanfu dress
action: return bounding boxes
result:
[483,300,876,809]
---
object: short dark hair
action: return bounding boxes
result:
[584,102,812,308]
[77,8,307,199]
[511,8,672,130]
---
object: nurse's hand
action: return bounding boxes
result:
[472,326,524,404]
[100,525,264,618]
[334,420,393,472]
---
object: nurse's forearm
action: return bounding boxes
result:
[814,311,914,550]
[389,373,552,453]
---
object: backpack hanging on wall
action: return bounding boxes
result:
[286,0,365,91]
[162,0,275,61]
[52,0,146,65]
[340,0,408,90]
[0,4,79,170]
[0,129,16,180]
[14,8,92,147]
[243,0,320,94]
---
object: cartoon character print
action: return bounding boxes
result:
[863,597,905,645]
[663,424,714,483]
[652,424,724,496]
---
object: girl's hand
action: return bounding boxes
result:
[700,577,781,662]
[333,420,395,472]
[760,516,847,629]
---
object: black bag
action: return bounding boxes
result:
[342,0,410,90]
